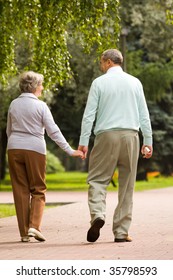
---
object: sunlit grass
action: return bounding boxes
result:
[0,172,89,191]
[1,172,173,192]
[0,204,16,218]
[46,172,88,190]
[135,176,173,191]
[0,203,63,218]
[0,172,173,218]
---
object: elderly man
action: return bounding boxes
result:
[78,49,153,243]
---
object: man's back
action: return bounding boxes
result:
[88,66,149,136]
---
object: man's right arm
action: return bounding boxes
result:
[78,145,88,159]
[79,81,99,148]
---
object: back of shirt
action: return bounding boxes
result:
[6,93,47,154]
[79,66,152,146]
[93,69,143,133]
[6,93,74,155]
[8,94,45,137]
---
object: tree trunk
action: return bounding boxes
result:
[0,128,7,181]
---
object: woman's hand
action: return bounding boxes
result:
[78,145,88,159]
[72,150,85,160]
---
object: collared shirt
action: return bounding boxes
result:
[79,66,152,146]
[6,93,74,155]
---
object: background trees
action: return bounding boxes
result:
[119,0,173,176]
[0,0,120,179]
[49,0,173,175]
[0,0,120,86]
[1,0,173,179]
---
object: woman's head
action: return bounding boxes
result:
[19,71,44,94]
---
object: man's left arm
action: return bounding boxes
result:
[138,82,153,158]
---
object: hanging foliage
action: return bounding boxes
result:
[166,0,173,24]
[0,0,120,88]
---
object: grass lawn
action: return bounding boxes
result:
[1,172,173,192]
[0,172,173,218]
[0,203,65,218]
[0,204,16,218]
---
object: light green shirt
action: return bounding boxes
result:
[79,66,152,146]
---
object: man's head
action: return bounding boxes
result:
[100,49,123,73]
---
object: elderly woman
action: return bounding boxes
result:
[6,71,83,242]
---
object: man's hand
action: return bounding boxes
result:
[78,145,88,159]
[72,150,85,160]
[141,145,153,159]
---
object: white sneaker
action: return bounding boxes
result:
[21,236,30,242]
[28,228,46,242]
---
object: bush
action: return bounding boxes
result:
[46,150,65,173]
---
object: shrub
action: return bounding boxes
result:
[46,150,65,173]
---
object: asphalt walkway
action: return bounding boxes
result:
[0,187,173,260]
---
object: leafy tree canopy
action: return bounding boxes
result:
[119,0,173,101]
[120,0,173,62]
[166,0,173,24]
[0,0,120,88]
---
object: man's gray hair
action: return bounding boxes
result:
[19,71,44,93]
[102,49,123,65]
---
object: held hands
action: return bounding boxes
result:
[72,145,88,160]
[141,145,153,159]
[78,145,88,159]
[72,150,85,160]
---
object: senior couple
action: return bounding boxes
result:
[6,49,152,243]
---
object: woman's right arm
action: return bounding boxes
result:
[42,104,77,156]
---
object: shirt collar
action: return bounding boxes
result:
[19,93,38,99]
[107,66,123,73]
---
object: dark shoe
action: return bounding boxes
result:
[114,235,132,242]
[87,218,105,242]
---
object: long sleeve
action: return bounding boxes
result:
[43,104,75,155]
[137,82,152,145]
[79,81,99,146]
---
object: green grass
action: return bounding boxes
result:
[0,172,173,218]
[135,176,173,191]
[45,172,88,190]
[0,203,64,218]
[1,172,173,192]
[0,204,16,218]
[0,172,88,191]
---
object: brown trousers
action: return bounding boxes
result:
[8,149,46,237]
[87,130,139,239]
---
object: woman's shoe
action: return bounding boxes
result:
[21,236,30,242]
[28,228,46,242]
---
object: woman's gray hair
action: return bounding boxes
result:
[19,71,44,93]
[102,49,123,65]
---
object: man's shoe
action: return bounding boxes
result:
[28,228,46,242]
[87,218,105,242]
[114,235,132,243]
[21,236,30,242]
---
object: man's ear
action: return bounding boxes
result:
[108,59,114,66]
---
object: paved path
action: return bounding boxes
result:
[0,188,173,260]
